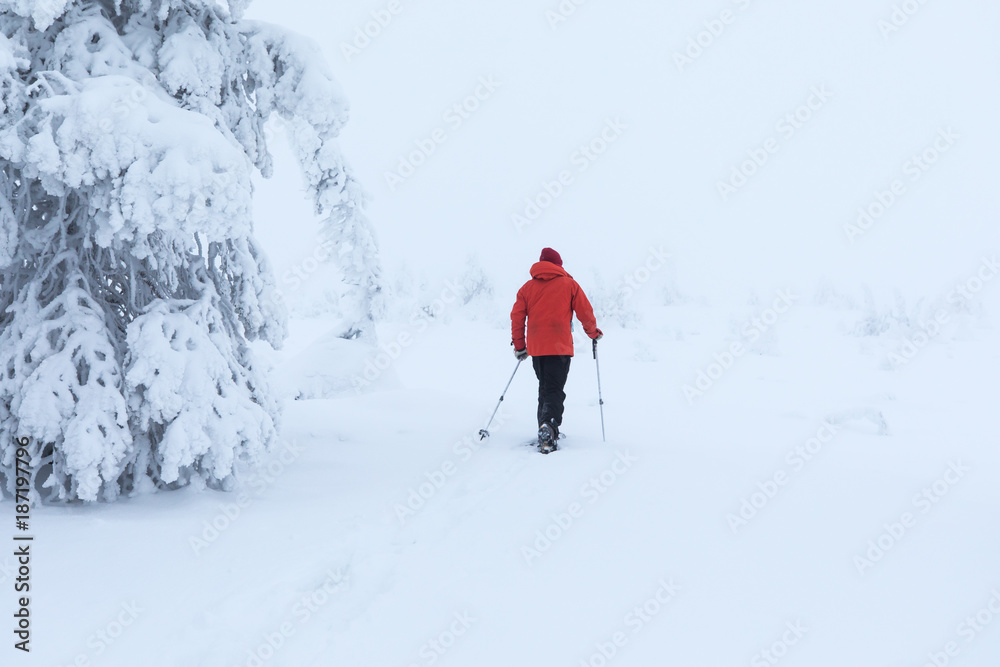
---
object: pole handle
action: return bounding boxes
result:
[592,338,597,359]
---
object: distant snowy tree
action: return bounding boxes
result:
[0,0,381,502]
[852,286,914,337]
[456,256,493,306]
[587,270,640,329]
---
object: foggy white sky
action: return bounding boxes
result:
[248,0,1000,304]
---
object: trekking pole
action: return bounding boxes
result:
[593,339,606,442]
[479,358,523,440]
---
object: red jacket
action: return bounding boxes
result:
[511,261,598,357]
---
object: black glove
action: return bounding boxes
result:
[514,347,528,361]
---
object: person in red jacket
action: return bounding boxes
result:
[511,248,602,451]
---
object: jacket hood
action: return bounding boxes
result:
[530,261,570,281]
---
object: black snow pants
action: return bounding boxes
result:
[532,355,571,435]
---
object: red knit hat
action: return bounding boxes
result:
[539,247,562,266]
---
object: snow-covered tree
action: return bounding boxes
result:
[0,0,382,502]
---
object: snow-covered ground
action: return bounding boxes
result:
[7,0,1000,665]
[22,290,1000,665]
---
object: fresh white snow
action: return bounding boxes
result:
[17,297,1000,665]
[5,0,1000,665]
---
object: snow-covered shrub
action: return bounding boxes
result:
[587,270,640,329]
[851,287,915,337]
[457,256,493,307]
[0,0,381,502]
[725,290,779,356]
[660,283,686,307]
[451,255,497,322]
[811,278,857,311]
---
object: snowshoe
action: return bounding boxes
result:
[537,423,558,454]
